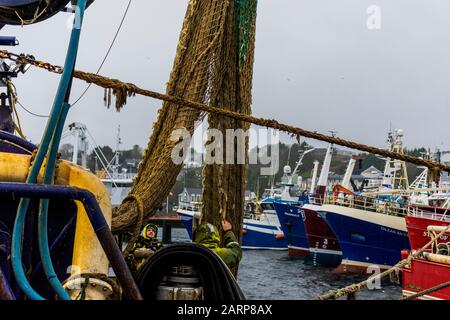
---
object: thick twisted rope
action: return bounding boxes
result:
[121,194,144,257]
[69,72,450,173]
[1,50,446,173]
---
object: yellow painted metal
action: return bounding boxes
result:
[0,152,112,277]
[427,225,450,233]
[424,252,450,265]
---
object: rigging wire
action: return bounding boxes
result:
[70,0,132,107]
[16,99,49,118]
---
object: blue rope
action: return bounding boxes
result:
[38,103,71,300]
[11,0,87,300]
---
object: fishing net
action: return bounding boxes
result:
[0,0,69,25]
[112,0,258,243]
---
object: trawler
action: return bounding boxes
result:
[178,147,314,250]
[318,129,411,273]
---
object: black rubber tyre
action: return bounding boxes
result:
[136,243,246,301]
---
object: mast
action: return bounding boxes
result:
[68,122,88,168]
[341,157,356,190]
[116,125,122,165]
[309,160,320,194]
[382,129,409,190]
[315,143,334,197]
[71,126,79,165]
[290,147,315,184]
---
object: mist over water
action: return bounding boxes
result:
[171,228,402,300]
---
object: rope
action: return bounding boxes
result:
[6,80,26,138]
[70,70,450,174]
[121,194,144,257]
[1,51,447,174]
[71,0,133,107]
[12,122,26,139]
[403,280,450,300]
[14,0,48,26]
[0,48,442,173]
[0,0,68,26]
[313,223,450,300]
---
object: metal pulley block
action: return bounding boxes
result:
[156,265,204,300]
[63,274,117,300]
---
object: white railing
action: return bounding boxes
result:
[308,196,324,205]
[407,206,450,223]
[114,172,136,180]
[178,201,201,212]
[322,193,408,217]
[102,172,136,181]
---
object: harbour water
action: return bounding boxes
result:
[170,227,402,300]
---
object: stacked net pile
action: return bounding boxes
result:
[112,0,258,248]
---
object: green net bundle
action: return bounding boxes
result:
[112,0,258,254]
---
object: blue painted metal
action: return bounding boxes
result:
[0,182,142,300]
[0,1,39,6]
[319,210,410,268]
[273,201,310,254]
[178,212,194,239]
[0,36,17,46]
[11,0,87,300]
[0,130,36,153]
[240,226,287,250]
[244,221,278,230]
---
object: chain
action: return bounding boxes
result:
[0,50,62,74]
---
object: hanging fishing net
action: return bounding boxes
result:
[112,0,258,244]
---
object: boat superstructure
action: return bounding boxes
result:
[178,193,290,250]
[178,147,314,250]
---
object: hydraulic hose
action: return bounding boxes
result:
[38,103,71,300]
[0,130,36,153]
[11,0,87,300]
[1,182,142,300]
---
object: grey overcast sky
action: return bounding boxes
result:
[3,0,450,151]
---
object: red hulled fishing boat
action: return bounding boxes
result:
[402,206,450,300]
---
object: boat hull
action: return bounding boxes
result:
[273,202,310,256]
[402,214,450,300]
[406,214,450,250]
[303,204,342,267]
[402,258,450,300]
[319,204,410,274]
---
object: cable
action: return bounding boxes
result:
[70,0,132,107]
[11,0,87,300]
[16,99,49,118]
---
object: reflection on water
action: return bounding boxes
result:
[170,227,402,300]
